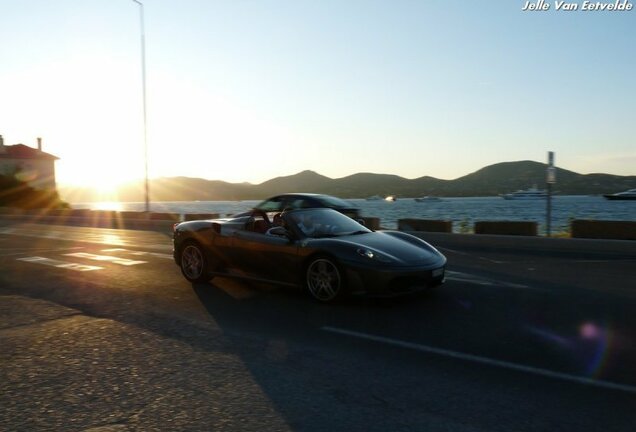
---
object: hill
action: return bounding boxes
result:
[58,160,636,202]
[447,161,635,196]
[254,170,333,196]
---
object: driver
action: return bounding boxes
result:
[296,213,318,236]
[266,211,288,236]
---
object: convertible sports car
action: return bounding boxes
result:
[173,207,446,302]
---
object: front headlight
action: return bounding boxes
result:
[356,248,394,263]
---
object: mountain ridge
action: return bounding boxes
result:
[59,160,636,202]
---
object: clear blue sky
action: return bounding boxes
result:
[1,0,634,188]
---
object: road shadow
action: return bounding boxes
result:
[186,275,636,432]
[183,278,490,431]
[191,277,451,339]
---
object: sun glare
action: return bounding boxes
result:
[93,201,124,211]
[56,150,141,194]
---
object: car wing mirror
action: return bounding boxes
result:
[356,218,366,226]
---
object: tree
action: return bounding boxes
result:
[0,169,68,209]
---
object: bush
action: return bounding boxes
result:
[0,174,69,209]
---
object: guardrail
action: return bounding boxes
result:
[396,218,634,241]
[1,208,634,241]
[571,220,636,240]
[0,208,218,232]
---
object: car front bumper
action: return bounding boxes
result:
[342,260,446,297]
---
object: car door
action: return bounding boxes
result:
[231,230,300,285]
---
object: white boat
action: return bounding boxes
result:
[603,188,636,200]
[500,186,547,200]
[414,196,442,202]
[385,195,397,202]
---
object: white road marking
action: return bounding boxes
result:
[572,260,623,264]
[445,270,533,290]
[101,248,173,260]
[446,271,493,286]
[0,228,68,241]
[146,243,171,251]
[478,256,507,264]
[0,228,131,247]
[17,256,103,272]
[2,228,174,252]
[0,246,85,258]
[437,247,469,256]
[63,252,147,266]
[439,247,508,264]
[322,326,636,395]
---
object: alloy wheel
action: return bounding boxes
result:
[306,258,342,302]
[181,244,205,281]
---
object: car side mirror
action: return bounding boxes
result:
[356,219,366,226]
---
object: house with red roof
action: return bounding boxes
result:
[0,135,59,191]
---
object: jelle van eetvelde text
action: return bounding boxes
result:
[522,0,633,11]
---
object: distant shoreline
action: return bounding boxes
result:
[63,195,636,234]
[58,161,636,204]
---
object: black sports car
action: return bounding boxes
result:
[173,207,446,302]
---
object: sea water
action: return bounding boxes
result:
[73,195,635,234]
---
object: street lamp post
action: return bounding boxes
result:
[546,151,556,237]
[132,0,150,213]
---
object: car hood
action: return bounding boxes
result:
[330,231,444,266]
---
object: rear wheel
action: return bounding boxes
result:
[180,241,210,282]
[306,257,344,303]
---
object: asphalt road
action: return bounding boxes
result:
[1,222,635,431]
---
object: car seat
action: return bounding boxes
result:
[252,219,269,233]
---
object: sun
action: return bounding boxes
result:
[55,148,143,196]
[58,163,125,192]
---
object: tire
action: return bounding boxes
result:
[305,257,344,303]
[179,241,210,283]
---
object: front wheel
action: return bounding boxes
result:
[180,241,210,283]
[306,257,344,303]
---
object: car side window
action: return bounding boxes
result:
[299,199,314,208]
[288,198,312,209]
[257,198,283,212]
[280,197,294,210]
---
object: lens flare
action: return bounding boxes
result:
[525,320,613,379]
[579,321,611,378]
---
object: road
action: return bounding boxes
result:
[1,222,635,431]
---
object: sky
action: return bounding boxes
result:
[1,0,634,190]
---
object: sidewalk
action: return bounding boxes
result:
[0,295,289,432]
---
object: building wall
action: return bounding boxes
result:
[0,158,57,190]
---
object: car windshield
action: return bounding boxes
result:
[288,208,370,238]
